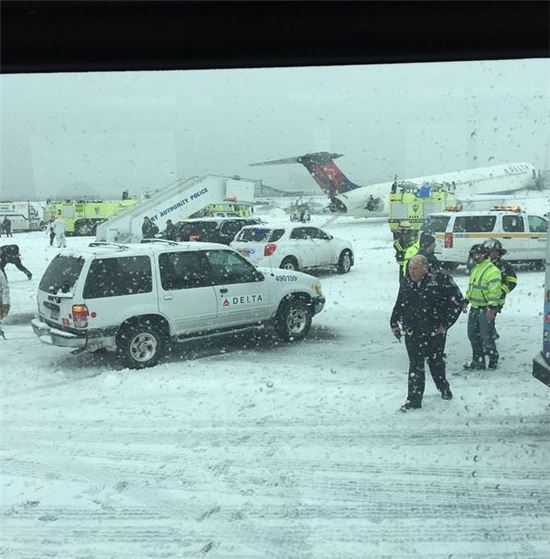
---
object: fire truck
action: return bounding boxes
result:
[43,198,139,236]
[388,181,458,235]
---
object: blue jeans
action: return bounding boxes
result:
[467,307,499,365]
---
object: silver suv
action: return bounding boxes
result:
[31,241,325,368]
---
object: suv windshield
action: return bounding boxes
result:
[39,255,85,294]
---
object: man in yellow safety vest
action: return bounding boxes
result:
[463,243,502,370]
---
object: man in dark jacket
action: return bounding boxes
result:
[391,254,464,412]
[402,232,441,279]
[482,238,517,304]
[0,244,32,280]
[2,217,12,237]
[417,233,441,273]
[141,216,159,239]
[163,219,177,240]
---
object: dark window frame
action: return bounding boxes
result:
[502,215,525,233]
[205,249,262,285]
[453,215,496,233]
[158,250,212,290]
[83,255,153,299]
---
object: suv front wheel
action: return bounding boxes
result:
[275,297,312,341]
[117,322,165,369]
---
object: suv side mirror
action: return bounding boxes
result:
[326,234,333,240]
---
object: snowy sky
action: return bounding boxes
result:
[1,58,549,199]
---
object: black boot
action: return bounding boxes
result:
[463,359,486,370]
[441,387,453,400]
[400,401,422,412]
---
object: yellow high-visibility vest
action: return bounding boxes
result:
[466,259,502,308]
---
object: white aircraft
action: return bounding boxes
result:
[250,152,544,218]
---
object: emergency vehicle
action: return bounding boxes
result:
[388,181,458,233]
[190,202,253,219]
[532,231,550,387]
[421,205,548,269]
[44,199,139,236]
[0,201,43,232]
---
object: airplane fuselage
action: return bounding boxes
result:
[336,162,539,218]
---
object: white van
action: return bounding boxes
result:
[421,206,547,269]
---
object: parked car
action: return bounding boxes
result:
[230,224,354,274]
[31,240,326,368]
[164,217,262,245]
[421,206,548,269]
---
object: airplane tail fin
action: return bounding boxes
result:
[250,152,361,196]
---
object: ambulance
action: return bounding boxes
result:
[421,205,548,269]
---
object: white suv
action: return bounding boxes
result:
[230,225,354,274]
[421,207,548,269]
[31,241,325,368]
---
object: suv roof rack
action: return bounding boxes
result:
[140,238,180,246]
[88,241,130,250]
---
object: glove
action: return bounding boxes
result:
[0,304,10,319]
[486,308,496,322]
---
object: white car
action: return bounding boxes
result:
[31,240,325,368]
[230,224,354,274]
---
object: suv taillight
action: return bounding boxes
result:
[264,243,277,256]
[444,232,453,248]
[190,234,201,241]
[72,304,89,328]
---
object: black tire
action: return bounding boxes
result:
[116,322,164,369]
[275,298,312,342]
[280,256,299,271]
[337,249,353,274]
[440,261,459,271]
[533,260,546,272]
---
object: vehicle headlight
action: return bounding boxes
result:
[312,282,322,295]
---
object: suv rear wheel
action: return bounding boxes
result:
[337,249,353,274]
[275,298,312,341]
[117,322,164,369]
[280,256,299,271]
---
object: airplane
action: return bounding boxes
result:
[250,152,544,218]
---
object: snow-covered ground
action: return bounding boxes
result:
[1,214,549,559]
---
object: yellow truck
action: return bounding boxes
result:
[388,181,458,233]
[44,199,139,236]
[189,203,253,219]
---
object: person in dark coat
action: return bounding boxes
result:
[402,232,441,279]
[163,219,177,240]
[391,254,464,412]
[2,217,12,237]
[482,238,517,303]
[0,244,32,280]
[417,233,441,273]
[47,217,56,246]
[141,216,159,239]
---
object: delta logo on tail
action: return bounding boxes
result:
[250,151,543,219]
[250,152,360,196]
